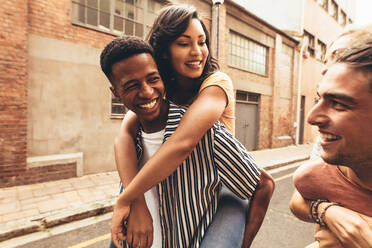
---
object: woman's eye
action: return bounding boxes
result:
[177,43,188,47]
[199,41,206,45]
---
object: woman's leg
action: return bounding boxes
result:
[201,187,248,248]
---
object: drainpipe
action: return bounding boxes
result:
[295,38,308,145]
[295,0,307,145]
[212,0,224,59]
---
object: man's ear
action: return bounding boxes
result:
[110,86,119,98]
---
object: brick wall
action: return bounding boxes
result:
[0,0,103,187]
[13,162,77,186]
[0,0,29,187]
[28,0,115,49]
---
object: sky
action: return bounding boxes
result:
[355,0,372,25]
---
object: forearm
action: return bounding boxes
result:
[289,189,314,223]
[114,112,146,203]
[117,137,194,205]
[242,170,275,247]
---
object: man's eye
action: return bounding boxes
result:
[123,84,137,91]
[149,77,160,83]
[331,100,347,110]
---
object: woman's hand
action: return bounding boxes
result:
[111,202,131,248]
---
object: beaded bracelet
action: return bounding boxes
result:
[309,200,316,221]
[319,202,343,228]
[310,199,329,225]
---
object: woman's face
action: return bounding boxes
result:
[168,18,209,81]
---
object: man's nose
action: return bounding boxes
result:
[140,82,154,98]
[307,102,328,127]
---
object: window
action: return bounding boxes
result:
[317,0,328,11]
[111,96,127,116]
[228,32,268,76]
[339,10,346,26]
[315,39,326,62]
[304,30,315,57]
[236,91,259,103]
[146,0,163,35]
[72,0,165,37]
[72,0,166,117]
[329,0,338,21]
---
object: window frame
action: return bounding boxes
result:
[71,0,166,38]
[111,94,127,118]
[339,9,347,26]
[315,39,326,62]
[304,30,315,58]
[329,0,339,21]
[228,31,269,77]
[317,0,328,11]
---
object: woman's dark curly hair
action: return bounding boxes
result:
[147,4,219,98]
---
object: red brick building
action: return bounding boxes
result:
[1,0,303,187]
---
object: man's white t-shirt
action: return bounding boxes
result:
[139,129,164,247]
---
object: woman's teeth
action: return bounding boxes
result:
[186,61,201,66]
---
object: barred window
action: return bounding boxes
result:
[329,0,338,21]
[111,96,127,117]
[228,32,268,76]
[72,0,165,37]
[304,30,315,57]
[315,39,326,62]
[339,10,347,26]
[317,0,328,11]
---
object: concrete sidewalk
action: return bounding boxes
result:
[0,144,312,243]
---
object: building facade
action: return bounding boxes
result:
[1,0,304,187]
[237,0,356,144]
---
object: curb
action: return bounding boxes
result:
[0,153,310,242]
[0,198,116,242]
[262,155,310,171]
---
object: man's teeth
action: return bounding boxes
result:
[320,133,339,141]
[139,99,156,109]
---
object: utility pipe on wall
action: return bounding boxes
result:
[212,0,224,59]
[295,37,308,145]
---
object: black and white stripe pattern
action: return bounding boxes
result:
[121,103,261,248]
[158,103,260,248]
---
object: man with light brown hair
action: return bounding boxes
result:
[290,24,372,248]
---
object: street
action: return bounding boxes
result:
[11,162,314,248]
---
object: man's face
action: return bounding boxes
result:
[110,53,165,123]
[307,63,372,167]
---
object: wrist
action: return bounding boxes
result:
[309,199,329,226]
[319,202,343,228]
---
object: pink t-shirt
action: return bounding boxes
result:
[293,160,372,216]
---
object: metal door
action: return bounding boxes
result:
[235,101,258,150]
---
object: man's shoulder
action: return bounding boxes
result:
[293,159,335,186]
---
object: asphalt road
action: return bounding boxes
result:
[11,162,315,248]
